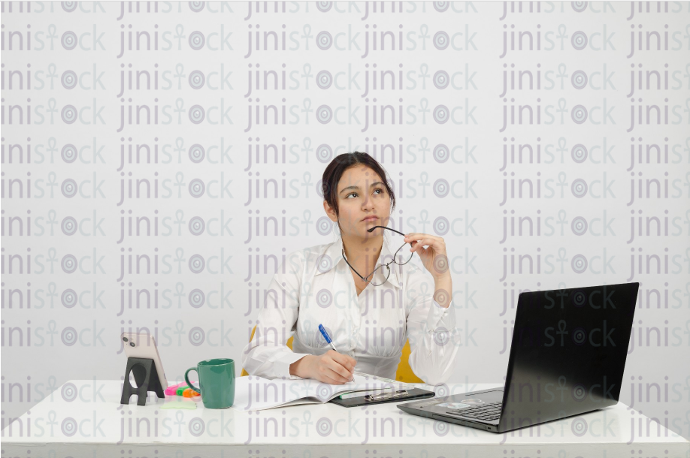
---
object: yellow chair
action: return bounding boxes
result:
[240,324,424,384]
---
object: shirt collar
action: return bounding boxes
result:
[314,236,402,289]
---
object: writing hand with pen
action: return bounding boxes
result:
[288,324,357,384]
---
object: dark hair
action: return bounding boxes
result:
[321,152,396,236]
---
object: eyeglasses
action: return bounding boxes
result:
[341,226,413,287]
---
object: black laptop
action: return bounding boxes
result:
[397,282,640,433]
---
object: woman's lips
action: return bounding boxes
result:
[362,217,378,222]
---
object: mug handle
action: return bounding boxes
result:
[185,368,201,394]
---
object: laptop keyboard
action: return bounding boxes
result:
[446,401,502,422]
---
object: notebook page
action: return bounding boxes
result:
[278,397,324,408]
[231,375,304,411]
[232,374,414,411]
[334,371,415,397]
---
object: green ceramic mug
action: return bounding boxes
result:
[185,358,235,409]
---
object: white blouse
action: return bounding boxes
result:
[241,235,459,386]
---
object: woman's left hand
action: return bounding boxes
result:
[404,233,450,280]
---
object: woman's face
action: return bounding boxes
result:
[324,165,391,238]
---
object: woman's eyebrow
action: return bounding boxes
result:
[339,181,384,194]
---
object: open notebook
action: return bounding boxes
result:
[232,371,426,411]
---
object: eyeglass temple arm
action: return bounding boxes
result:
[367,225,405,237]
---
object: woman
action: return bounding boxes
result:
[241,152,458,386]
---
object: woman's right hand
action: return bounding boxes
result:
[295,351,357,384]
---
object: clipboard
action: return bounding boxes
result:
[329,387,435,408]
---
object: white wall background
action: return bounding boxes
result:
[2,0,689,442]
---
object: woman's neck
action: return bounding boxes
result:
[342,234,384,271]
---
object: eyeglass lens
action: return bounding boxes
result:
[367,234,413,286]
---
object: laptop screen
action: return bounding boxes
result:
[499,282,639,430]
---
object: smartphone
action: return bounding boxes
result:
[121,332,168,390]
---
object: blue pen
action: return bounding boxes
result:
[319,324,354,382]
[318,324,338,352]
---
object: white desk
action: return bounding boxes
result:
[2,380,688,457]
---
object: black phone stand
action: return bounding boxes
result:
[120,357,165,406]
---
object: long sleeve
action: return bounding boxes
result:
[404,264,459,386]
[241,250,312,380]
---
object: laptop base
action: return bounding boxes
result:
[397,388,503,433]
